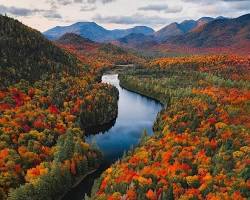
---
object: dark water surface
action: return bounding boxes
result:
[63,74,162,200]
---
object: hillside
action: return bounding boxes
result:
[1,9,250,200]
[56,33,145,67]
[0,16,119,200]
[92,55,250,200]
[56,32,95,46]
[0,15,80,88]
[44,22,154,42]
[165,14,250,51]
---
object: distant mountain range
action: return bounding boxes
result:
[154,17,220,42]
[111,16,229,49]
[166,14,250,48]
[44,16,226,43]
[115,14,250,55]
[44,22,154,42]
[44,14,250,55]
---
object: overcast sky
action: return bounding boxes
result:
[0,0,249,31]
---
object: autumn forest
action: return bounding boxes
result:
[0,6,250,200]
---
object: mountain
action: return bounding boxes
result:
[113,17,215,49]
[114,33,157,49]
[154,17,215,41]
[111,26,155,39]
[113,14,250,55]
[0,15,80,88]
[44,22,109,41]
[56,32,95,47]
[196,17,214,27]
[166,14,250,48]
[44,23,154,42]
[56,33,144,67]
[154,23,184,42]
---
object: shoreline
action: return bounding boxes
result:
[61,74,163,200]
[58,169,97,200]
[119,80,165,107]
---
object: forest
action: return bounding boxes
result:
[0,15,119,199]
[0,11,250,200]
[91,55,250,200]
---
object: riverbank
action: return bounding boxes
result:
[91,57,250,200]
[119,75,164,106]
[62,74,162,200]
[58,169,97,200]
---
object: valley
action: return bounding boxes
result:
[0,7,249,200]
[63,74,162,200]
[91,55,250,200]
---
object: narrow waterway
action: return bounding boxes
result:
[63,74,162,200]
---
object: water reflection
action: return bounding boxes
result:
[63,74,162,200]
[86,74,162,162]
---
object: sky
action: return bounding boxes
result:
[0,0,249,32]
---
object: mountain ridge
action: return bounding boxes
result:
[44,16,227,44]
[154,16,215,42]
[165,14,250,48]
[113,14,250,55]
[44,23,155,42]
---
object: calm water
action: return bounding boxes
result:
[63,74,162,200]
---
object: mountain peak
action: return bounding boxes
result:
[216,16,226,20]
[72,21,99,27]
[198,17,214,21]
[133,25,155,30]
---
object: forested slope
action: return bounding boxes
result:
[56,33,145,68]
[92,55,250,200]
[0,15,118,199]
[0,15,82,88]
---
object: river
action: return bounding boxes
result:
[62,74,162,200]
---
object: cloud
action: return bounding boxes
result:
[0,5,44,16]
[93,14,170,25]
[87,0,116,4]
[222,0,250,1]
[182,0,250,3]
[180,0,250,15]
[80,5,97,11]
[138,4,182,13]
[50,0,116,5]
[43,11,62,19]
[229,1,250,10]
[0,5,62,19]
[57,0,72,5]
